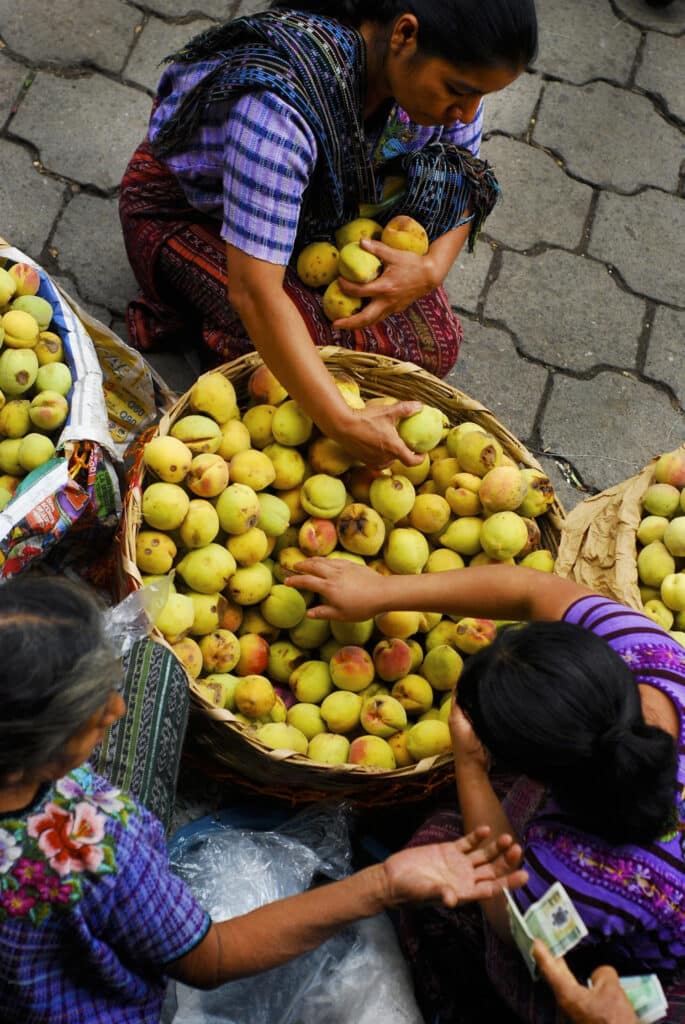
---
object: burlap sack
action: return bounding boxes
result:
[554,444,685,611]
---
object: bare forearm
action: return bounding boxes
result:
[173,864,386,989]
[358,565,583,623]
[234,282,351,436]
[456,766,515,942]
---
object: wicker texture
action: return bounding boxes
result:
[121,348,565,804]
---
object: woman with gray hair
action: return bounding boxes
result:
[0,574,526,1023]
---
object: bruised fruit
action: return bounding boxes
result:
[186,453,229,497]
[136,531,176,574]
[143,436,193,484]
[0,349,38,396]
[322,279,362,321]
[381,215,429,255]
[337,503,386,556]
[296,242,339,287]
[170,415,222,454]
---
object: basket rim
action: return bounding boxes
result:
[123,348,566,791]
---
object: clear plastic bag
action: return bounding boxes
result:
[161,804,423,1024]
[102,575,171,658]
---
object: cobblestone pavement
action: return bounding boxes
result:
[0,0,683,517]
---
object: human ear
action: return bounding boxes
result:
[389,13,420,56]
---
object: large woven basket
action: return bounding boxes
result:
[121,348,565,804]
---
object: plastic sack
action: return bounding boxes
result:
[0,238,173,581]
[162,804,423,1024]
[102,575,172,658]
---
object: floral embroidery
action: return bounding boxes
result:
[0,768,135,925]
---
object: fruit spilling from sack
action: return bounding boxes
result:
[635,447,685,646]
[0,262,72,505]
[135,366,558,769]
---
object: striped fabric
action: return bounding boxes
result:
[150,80,484,265]
[92,638,190,834]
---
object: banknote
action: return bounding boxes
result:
[591,974,668,1024]
[505,882,588,979]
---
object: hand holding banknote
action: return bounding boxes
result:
[533,941,637,1024]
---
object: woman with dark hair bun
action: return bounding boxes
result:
[286,558,685,1022]
[120,1,536,469]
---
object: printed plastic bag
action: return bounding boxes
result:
[0,238,173,580]
[162,804,423,1024]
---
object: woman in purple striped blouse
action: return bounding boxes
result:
[120,1,537,469]
[287,558,685,1022]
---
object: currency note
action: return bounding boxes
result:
[589,974,668,1024]
[505,882,588,979]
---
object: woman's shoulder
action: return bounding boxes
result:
[563,595,685,672]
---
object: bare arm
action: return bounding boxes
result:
[165,826,527,989]
[287,559,596,625]
[334,223,471,331]
[226,244,423,468]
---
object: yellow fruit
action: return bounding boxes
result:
[296,241,339,287]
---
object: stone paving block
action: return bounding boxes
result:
[51,274,113,327]
[531,0,640,85]
[446,320,548,440]
[635,31,685,123]
[645,306,685,408]
[534,81,682,192]
[482,72,541,138]
[0,53,27,128]
[235,0,269,14]
[614,0,685,34]
[145,349,199,396]
[125,16,215,94]
[0,0,142,74]
[10,72,152,190]
[142,0,236,17]
[486,249,644,371]
[52,193,138,314]
[541,371,685,492]
[588,189,685,306]
[443,240,494,315]
[480,136,592,251]
[0,140,64,258]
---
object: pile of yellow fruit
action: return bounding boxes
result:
[296,215,429,322]
[0,261,73,507]
[635,446,685,646]
[135,366,557,771]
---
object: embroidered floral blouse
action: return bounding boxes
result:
[0,765,210,1023]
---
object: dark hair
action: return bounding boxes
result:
[0,577,121,780]
[270,1,538,70]
[456,622,678,845]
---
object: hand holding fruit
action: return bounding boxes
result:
[330,399,426,469]
[381,825,527,909]
[332,236,439,330]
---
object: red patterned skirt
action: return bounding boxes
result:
[119,140,462,376]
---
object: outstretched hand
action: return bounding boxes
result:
[332,238,439,331]
[286,557,386,621]
[532,942,637,1024]
[382,826,527,910]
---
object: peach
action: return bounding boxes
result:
[263,442,307,490]
[654,448,685,489]
[381,215,429,255]
[135,531,176,575]
[189,372,238,424]
[261,584,307,629]
[307,436,353,475]
[369,474,416,522]
[337,503,386,556]
[268,640,306,683]
[346,465,387,503]
[290,614,331,650]
[199,629,241,673]
[642,483,680,518]
[142,482,189,531]
[637,541,676,588]
[186,452,229,497]
[518,469,556,518]
[330,618,375,646]
[256,722,308,754]
[277,486,307,526]
[234,674,276,718]
[642,600,674,631]
[430,457,461,494]
[480,511,529,560]
[230,448,276,491]
[236,633,270,676]
[289,660,333,704]
[407,720,451,760]
[397,405,445,453]
[238,607,279,641]
[216,483,261,535]
[219,598,244,633]
[440,517,483,556]
[247,364,288,406]
[257,492,291,537]
[143,435,193,484]
[307,732,351,765]
[287,702,326,739]
[217,418,251,461]
[28,390,68,432]
[188,591,227,636]
[374,610,422,639]
[388,728,415,767]
[330,645,375,692]
[176,544,236,594]
[155,593,195,644]
[179,499,220,549]
[384,527,429,574]
[426,548,465,573]
[8,262,40,296]
[636,515,670,546]
[335,217,383,248]
[519,549,555,572]
[360,695,407,738]
[296,241,340,288]
[421,644,464,691]
[227,526,270,566]
[453,617,497,655]
[348,735,396,770]
[242,404,276,448]
[299,517,338,556]
[170,414,222,454]
[34,331,64,365]
[320,690,363,733]
[391,675,434,716]
[664,519,685,558]
[373,637,414,682]
[171,637,203,679]
[409,493,451,535]
[478,465,526,514]
[455,430,503,477]
[228,562,274,605]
